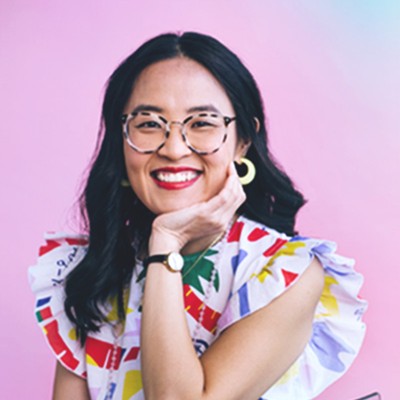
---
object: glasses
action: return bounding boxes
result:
[121,111,236,155]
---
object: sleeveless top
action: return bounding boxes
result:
[28,215,367,399]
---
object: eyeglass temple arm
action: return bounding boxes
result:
[224,116,236,126]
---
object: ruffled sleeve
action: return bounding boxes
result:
[28,232,89,378]
[217,219,367,400]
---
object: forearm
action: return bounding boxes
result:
[141,262,204,400]
[140,174,245,399]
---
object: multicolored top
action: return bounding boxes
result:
[28,215,367,399]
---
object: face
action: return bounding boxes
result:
[123,57,247,215]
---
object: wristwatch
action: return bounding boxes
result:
[144,252,184,273]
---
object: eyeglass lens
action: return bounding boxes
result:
[125,112,227,154]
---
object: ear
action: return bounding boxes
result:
[254,117,260,133]
[234,140,251,163]
[233,116,259,162]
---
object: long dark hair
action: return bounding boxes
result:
[65,32,306,344]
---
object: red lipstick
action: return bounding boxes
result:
[151,166,202,190]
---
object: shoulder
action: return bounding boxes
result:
[228,215,289,243]
[225,216,318,293]
[228,215,355,276]
[219,215,366,331]
[216,216,367,398]
[226,215,289,264]
[35,231,89,261]
[28,232,89,294]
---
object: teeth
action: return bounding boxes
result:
[156,171,198,183]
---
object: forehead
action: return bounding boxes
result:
[124,57,234,116]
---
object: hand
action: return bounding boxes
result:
[148,163,246,254]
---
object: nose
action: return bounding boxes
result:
[157,122,192,160]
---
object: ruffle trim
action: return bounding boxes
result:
[28,232,89,377]
[217,218,367,399]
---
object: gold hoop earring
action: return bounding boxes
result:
[121,179,131,187]
[237,157,256,185]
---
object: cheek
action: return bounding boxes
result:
[125,158,139,176]
[204,156,231,195]
[124,146,143,176]
[123,149,149,199]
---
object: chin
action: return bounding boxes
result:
[151,198,201,215]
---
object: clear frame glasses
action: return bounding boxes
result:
[121,111,236,155]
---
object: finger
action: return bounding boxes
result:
[215,167,245,208]
[182,163,244,223]
[229,161,239,178]
[207,176,246,221]
[225,164,246,201]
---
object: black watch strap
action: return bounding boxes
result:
[143,254,166,268]
[143,252,184,272]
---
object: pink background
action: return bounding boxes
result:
[1,1,399,398]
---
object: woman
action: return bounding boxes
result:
[29,32,367,399]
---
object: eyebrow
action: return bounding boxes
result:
[186,104,220,113]
[129,104,221,115]
[130,104,163,114]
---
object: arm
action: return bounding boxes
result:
[140,164,325,399]
[200,257,324,399]
[142,256,324,400]
[52,362,90,400]
[141,165,244,399]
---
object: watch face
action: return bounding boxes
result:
[167,252,184,271]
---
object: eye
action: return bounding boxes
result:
[193,121,211,127]
[191,119,217,129]
[136,120,162,129]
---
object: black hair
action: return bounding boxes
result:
[64,32,306,344]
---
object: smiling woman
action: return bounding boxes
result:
[28,32,367,400]
[122,58,244,218]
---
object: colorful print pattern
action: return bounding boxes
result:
[28,216,367,399]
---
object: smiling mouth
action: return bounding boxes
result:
[151,168,202,189]
[155,171,198,182]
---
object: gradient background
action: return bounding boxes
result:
[1,1,399,398]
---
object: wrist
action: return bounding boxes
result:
[148,232,183,256]
[144,252,184,273]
